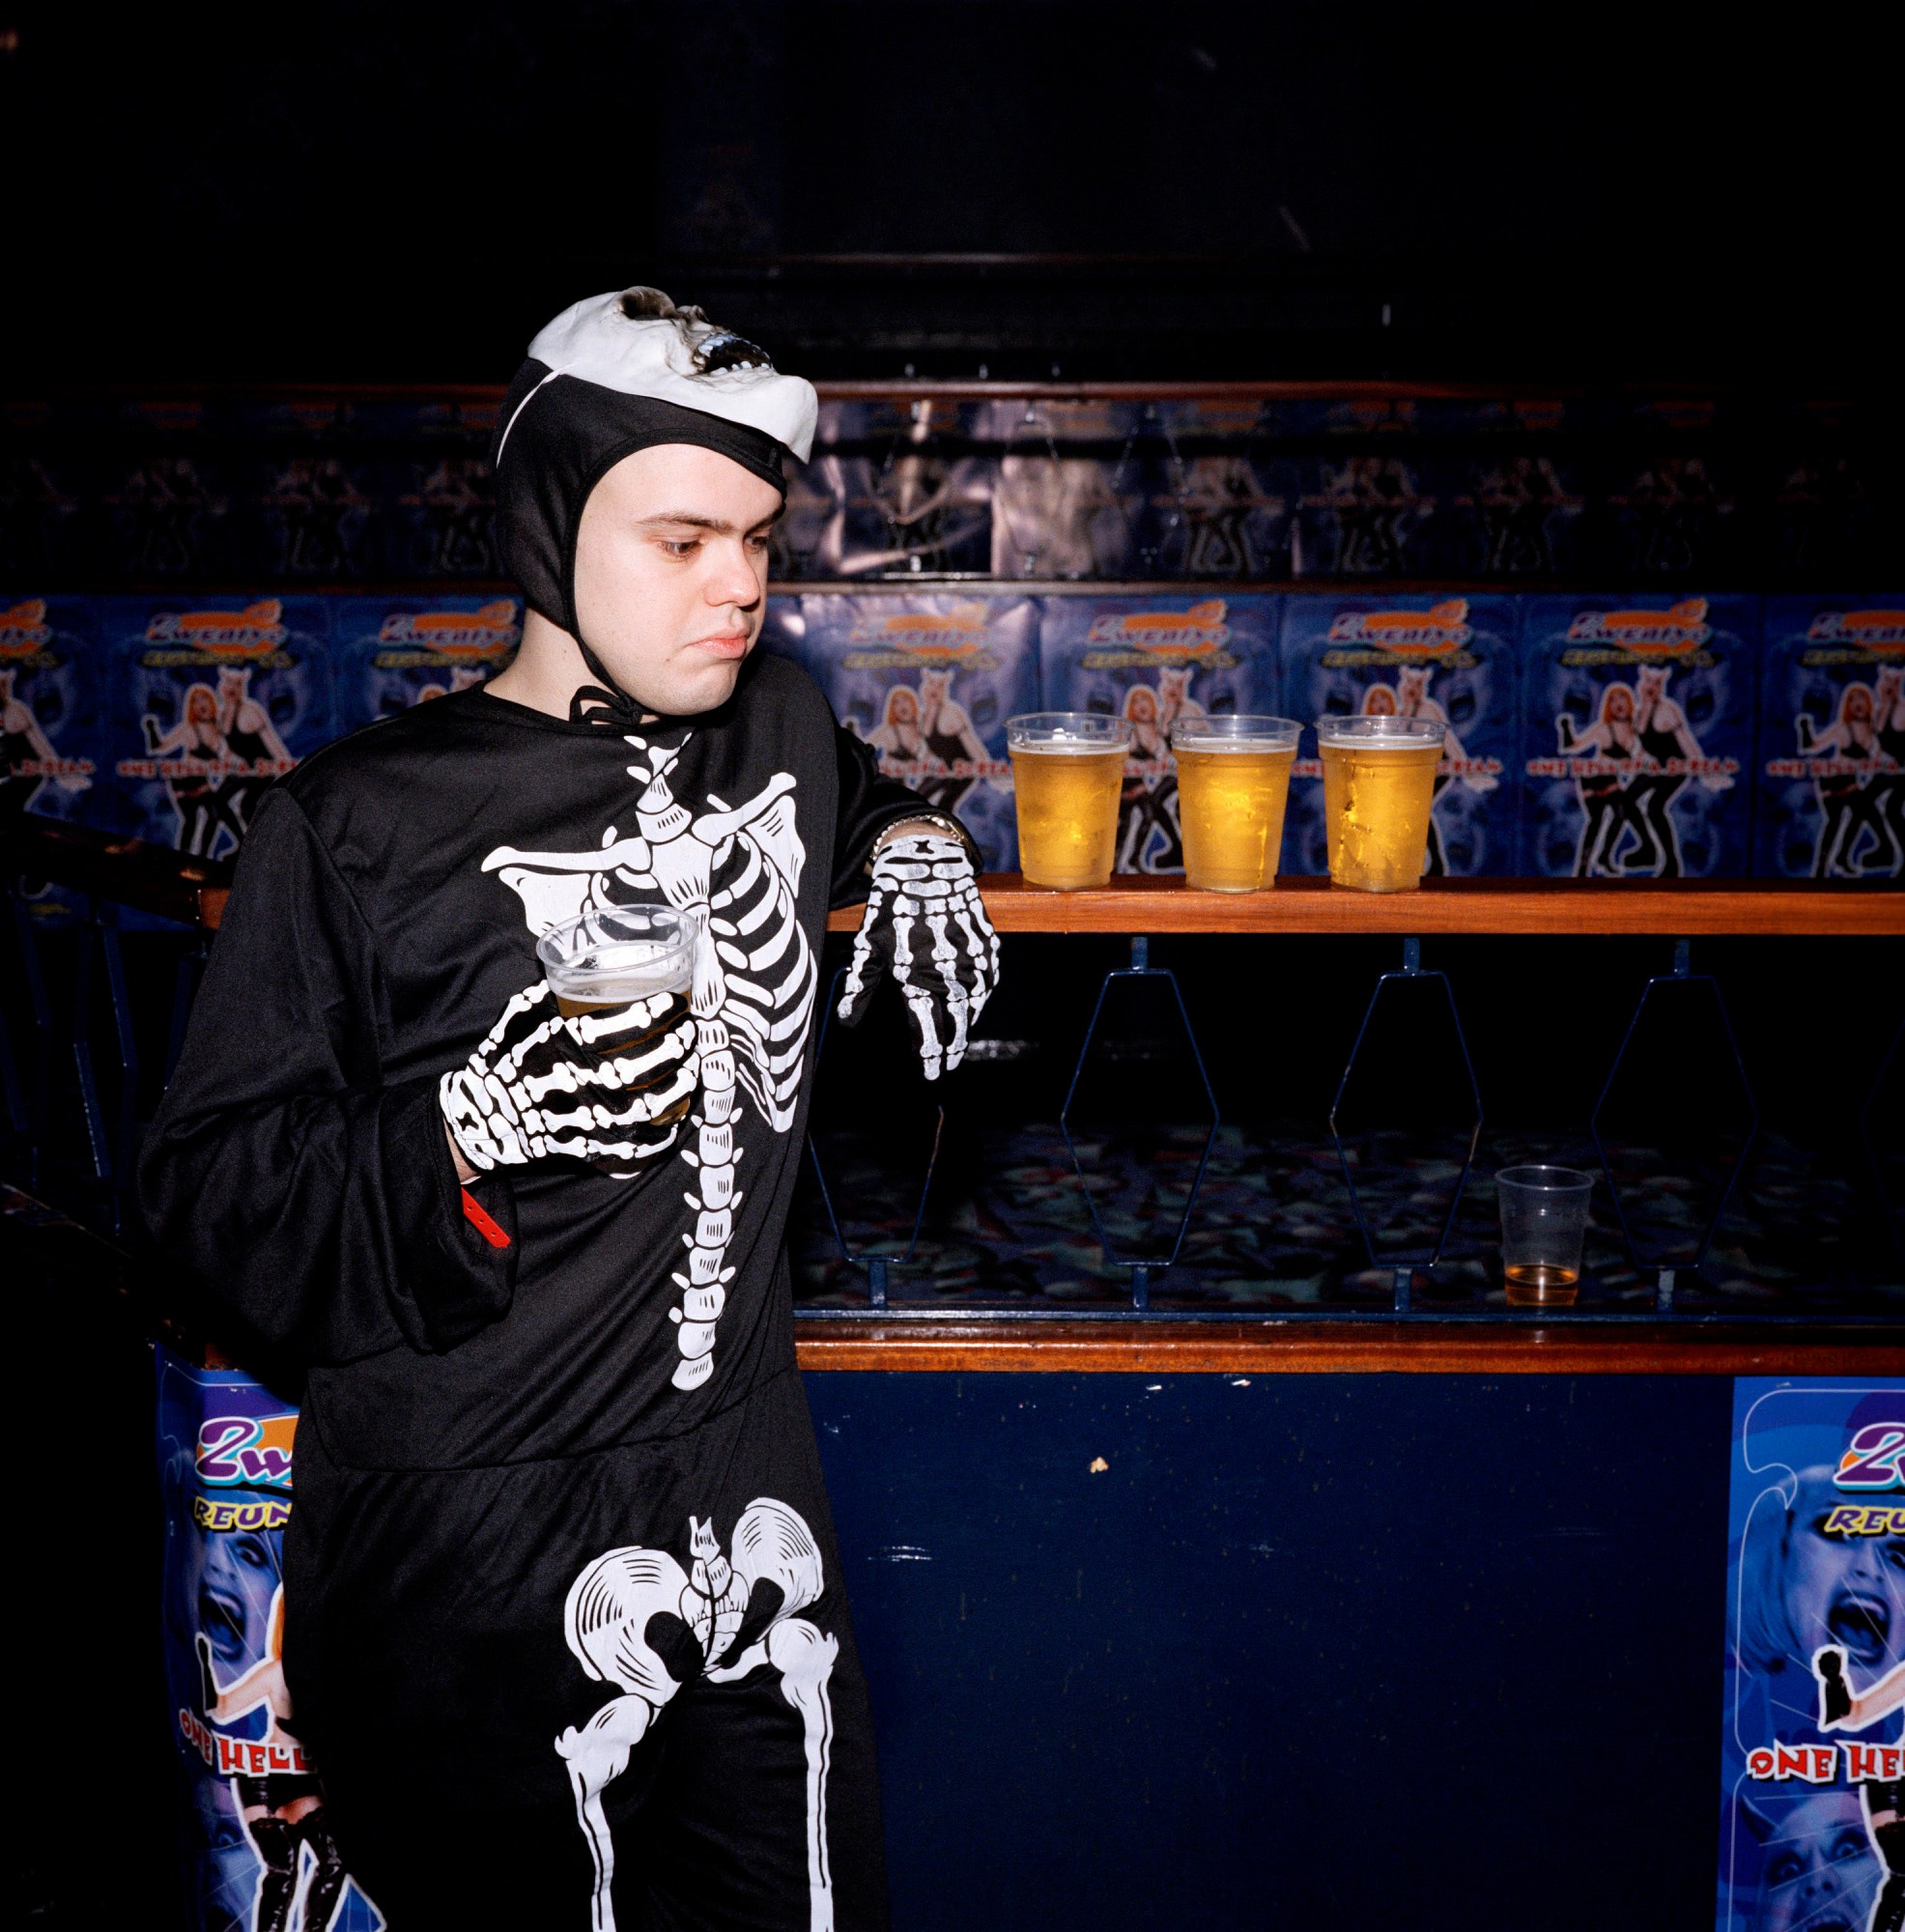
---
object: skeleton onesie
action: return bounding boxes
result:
[140,651,925,1931]
[138,291,969,1929]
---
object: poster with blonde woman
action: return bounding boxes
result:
[1758,598,1905,879]
[763,591,1035,870]
[1038,594,1279,874]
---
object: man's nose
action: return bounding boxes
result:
[704,540,762,609]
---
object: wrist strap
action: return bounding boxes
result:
[461,1186,512,1249]
[871,813,975,864]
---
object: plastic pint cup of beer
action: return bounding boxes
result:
[535,904,697,1032]
[1008,712,1133,890]
[1315,714,1447,893]
[1171,715,1300,892]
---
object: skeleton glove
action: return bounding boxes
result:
[836,832,1000,1080]
[440,980,698,1177]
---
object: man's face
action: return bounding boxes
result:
[572,443,782,717]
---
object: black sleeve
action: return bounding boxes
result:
[828,718,978,908]
[137,787,518,1363]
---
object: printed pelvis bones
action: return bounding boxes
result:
[485,736,817,1390]
[555,1498,839,1932]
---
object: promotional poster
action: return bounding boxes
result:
[1719,1378,1905,1932]
[981,399,1145,582]
[1521,595,1756,878]
[157,1350,384,1931]
[0,595,100,923]
[1756,598,1905,880]
[1133,400,1294,581]
[789,401,995,579]
[762,591,1036,872]
[104,595,332,868]
[1606,398,1741,581]
[1038,594,1280,874]
[1287,404,1439,580]
[1425,398,1591,581]
[331,594,521,732]
[1279,593,1518,877]
[99,399,245,581]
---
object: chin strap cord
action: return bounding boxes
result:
[566,633,647,731]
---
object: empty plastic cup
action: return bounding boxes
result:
[1008,712,1134,890]
[1496,1164,1595,1306]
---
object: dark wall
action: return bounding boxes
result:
[5,0,1894,383]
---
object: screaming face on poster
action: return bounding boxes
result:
[1722,1382,1905,1932]
[158,1355,378,1932]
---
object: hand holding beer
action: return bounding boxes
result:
[534,903,700,1135]
[1315,715,1447,893]
[1171,715,1299,892]
[1008,712,1132,891]
[439,904,701,1178]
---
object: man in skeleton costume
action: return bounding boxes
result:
[142,288,1000,1930]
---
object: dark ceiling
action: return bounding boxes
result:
[5,0,1893,384]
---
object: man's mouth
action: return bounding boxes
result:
[1828,1590,1892,1664]
[689,633,750,661]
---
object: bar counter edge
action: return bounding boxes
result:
[790,1317,1905,1376]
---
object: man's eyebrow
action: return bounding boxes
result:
[637,508,782,534]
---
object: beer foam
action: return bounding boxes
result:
[1009,739,1127,754]
[546,939,690,1001]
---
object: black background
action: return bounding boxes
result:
[5,0,1895,382]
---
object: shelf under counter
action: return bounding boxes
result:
[827,873,1905,937]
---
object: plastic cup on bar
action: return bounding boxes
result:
[1495,1164,1595,1306]
[1170,714,1301,893]
[1315,714,1447,893]
[1008,712,1133,891]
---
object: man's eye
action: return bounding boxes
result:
[661,539,700,558]
[747,531,771,552]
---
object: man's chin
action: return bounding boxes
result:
[672,660,746,716]
[616,660,745,720]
